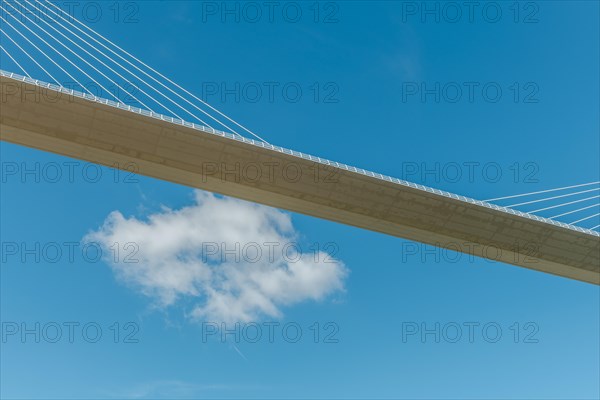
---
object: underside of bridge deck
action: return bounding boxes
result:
[1,76,599,284]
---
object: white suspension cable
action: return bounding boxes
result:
[1,28,60,85]
[0,43,31,78]
[16,0,193,121]
[507,188,600,208]
[36,0,237,134]
[591,224,600,230]
[485,181,600,202]
[3,2,141,108]
[24,0,212,127]
[41,0,269,143]
[529,195,600,214]
[550,204,600,219]
[0,14,94,98]
[571,213,600,225]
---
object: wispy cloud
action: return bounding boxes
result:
[85,190,347,323]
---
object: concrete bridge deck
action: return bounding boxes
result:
[1,73,598,284]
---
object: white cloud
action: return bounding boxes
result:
[85,190,347,323]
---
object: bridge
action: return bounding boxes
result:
[0,0,599,284]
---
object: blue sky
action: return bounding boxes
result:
[1,1,599,399]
